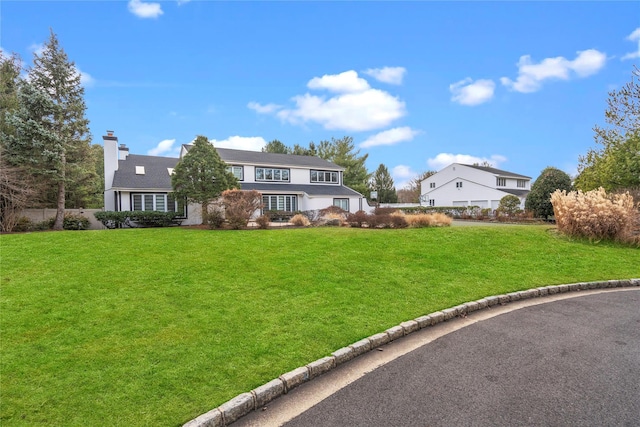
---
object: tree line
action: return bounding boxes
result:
[1,30,102,231]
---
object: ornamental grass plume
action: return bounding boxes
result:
[403,212,452,228]
[551,187,638,244]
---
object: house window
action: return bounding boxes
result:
[227,165,244,181]
[263,195,297,212]
[517,179,526,188]
[132,193,186,216]
[496,177,506,187]
[430,182,435,188]
[311,170,339,184]
[256,167,290,182]
[333,198,349,211]
[429,199,435,207]
[456,182,463,188]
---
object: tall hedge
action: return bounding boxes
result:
[525,167,572,218]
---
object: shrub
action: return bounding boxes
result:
[255,214,270,229]
[346,210,368,228]
[300,210,321,223]
[497,195,522,218]
[404,213,452,228]
[221,189,263,230]
[374,207,397,216]
[12,217,33,232]
[322,212,345,227]
[390,214,408,228]
[526,167,572,219]
[204,207,225,229]
[62,214,91,230]
[94,211,182,228]
[319,205,348,219]
[290,214,310,227]
[551,188,637,244]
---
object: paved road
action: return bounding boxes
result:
[237,289,640,427]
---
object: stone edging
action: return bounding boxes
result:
[183,278,640,427]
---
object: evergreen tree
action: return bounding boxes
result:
[317,136,370,195]
[171,135,239,224]
[262,139,290,154]
[370,164,397,203]
[3,31,93,229]
[525,167,572,219]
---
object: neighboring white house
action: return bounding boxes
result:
[103,132,372,224]
[420,163,531,210]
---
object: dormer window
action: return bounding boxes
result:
[496,177,506,186]
[135,166,145,175]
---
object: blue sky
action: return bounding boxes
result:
[2,1,639,188]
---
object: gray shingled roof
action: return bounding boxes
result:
[464,164,531,179]
[183,145,344,170]
[112,155,178,189]
[240,182,362,197]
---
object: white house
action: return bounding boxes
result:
[103,132,372,224]
[420,163,531,210]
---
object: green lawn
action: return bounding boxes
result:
[1,226,638,426]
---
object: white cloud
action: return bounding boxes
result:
[449,78,495,106]
[254,70,407,132]
[210,136,267,152]
[76,67,95,87]
[363,67,407,85]
[622,27,640,60]
[277,89,405,132]
[307,70,370,93]
[391,165,418,190]
[128,0,163,18]
[29,43,45,56]
[501,49,607,93]
[427,153,507,171]
[360,127,420,148]
[247,102,282,114]
[148,139,179,157]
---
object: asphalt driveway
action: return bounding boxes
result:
[236,289,640,427]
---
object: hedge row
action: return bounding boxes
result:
[94,211,183,229]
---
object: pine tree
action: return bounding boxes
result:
[3,30,93,229]
[317,136,370,196]
[370,164,397,203]
[171,136,239,224]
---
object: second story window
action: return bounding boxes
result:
[256,167,290,182]
[311,170,338,183]
[456,181,463,188]
[227,165,243,181]
[517,179,526,188]
[496,177,506,187]
[430,182,436,188]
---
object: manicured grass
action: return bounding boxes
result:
[1,226,638,426]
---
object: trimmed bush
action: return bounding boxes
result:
[62,213,90,230]
[290,214,310,227]
[346,210,368,228]
[255,214,270,229]
[551,188,637,244]
[94,211,183,228]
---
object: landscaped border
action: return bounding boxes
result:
[183,278,640,427]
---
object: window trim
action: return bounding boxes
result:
[255,167,290,182]
[131,192,187,217]
[496,177,506,187]
[262,195,298,212]
[227,165,244,181]
[517,179,526,188]
[311,169,339,184]
[333,198,349,211]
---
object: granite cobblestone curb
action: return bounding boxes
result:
[182,278,640,427]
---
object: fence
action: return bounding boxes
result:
[19,209,106,230]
